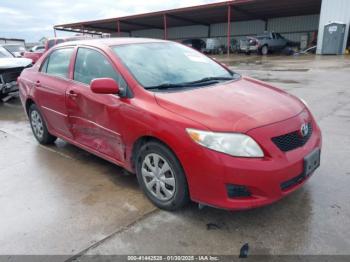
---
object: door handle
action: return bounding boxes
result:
[67,90,78,98]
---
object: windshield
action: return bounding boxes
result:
[112,42,236,89]
[0,46,13,58]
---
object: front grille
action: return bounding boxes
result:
[0,67,23,83]
[272,123,313,152]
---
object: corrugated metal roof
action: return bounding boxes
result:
[54,0,322,35]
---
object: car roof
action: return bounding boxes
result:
[57,37,168,48]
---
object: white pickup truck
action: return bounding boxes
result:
[240,32,291,55]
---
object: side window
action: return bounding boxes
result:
[74,47,128,96]
[44,48,74,78]
[40,57,49,73]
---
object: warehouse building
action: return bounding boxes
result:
[54,0,350,55]
[0,38,25,46]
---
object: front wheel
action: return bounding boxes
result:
[261,45,269,55]
[29,104,57,144]
[135,141,189,211]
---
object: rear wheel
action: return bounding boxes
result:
[135,141,189,211]
[29,104,57,144]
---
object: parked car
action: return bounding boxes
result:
[240,32,291,55]
[18,38,322,211]
[23,36,89,64]
[181,38,206,52]
[204,38,224,54]
[30,45,45,53]
[1,44,26,57]
[0,46,32,99]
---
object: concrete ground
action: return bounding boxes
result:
[0,54,350,258]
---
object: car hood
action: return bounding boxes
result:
[155,77,305,133]
[0,58,32,69]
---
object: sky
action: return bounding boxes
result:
[0,0,223,43]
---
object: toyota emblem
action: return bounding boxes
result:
[300,123,309,137]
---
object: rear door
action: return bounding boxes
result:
[33,47,74,138]
[66,47,128,161]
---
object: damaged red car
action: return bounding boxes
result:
[18,38,322,211]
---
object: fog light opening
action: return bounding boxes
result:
[226,184,251,198]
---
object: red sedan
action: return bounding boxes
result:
[18,38,322,211]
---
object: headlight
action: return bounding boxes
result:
[186,128,264,158]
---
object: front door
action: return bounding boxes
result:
[66,47,128,161]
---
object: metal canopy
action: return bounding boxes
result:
[54,0,321,35]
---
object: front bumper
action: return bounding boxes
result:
[180,109,322,210]
[240,45,259,52]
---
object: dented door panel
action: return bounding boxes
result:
[66,83,124,161]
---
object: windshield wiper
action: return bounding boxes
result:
[145,83,187,90]
[145,76,236,90]
[184,76,235,86]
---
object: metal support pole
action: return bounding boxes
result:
[163,14,168,40]
[227,5,231,56]
[117,20,121,37]
[54,28,57,38]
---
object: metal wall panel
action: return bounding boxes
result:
[211,20,266,37]
[132,29,164,38]
[268,15,320,33]
[129,14,320,46]
[317,0,350,54]
[168,25,208,39]
[110,32,130,37]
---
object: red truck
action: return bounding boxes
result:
[23,36,88,64]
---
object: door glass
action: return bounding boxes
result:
[73,47,127,95]
[45,48,74,78]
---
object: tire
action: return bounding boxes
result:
[28,104,57,145]
[261,45,269,56]
[135,141,189,211]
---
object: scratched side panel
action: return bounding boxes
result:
[66,85,124,161]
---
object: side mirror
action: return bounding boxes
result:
[90,78,120,95]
